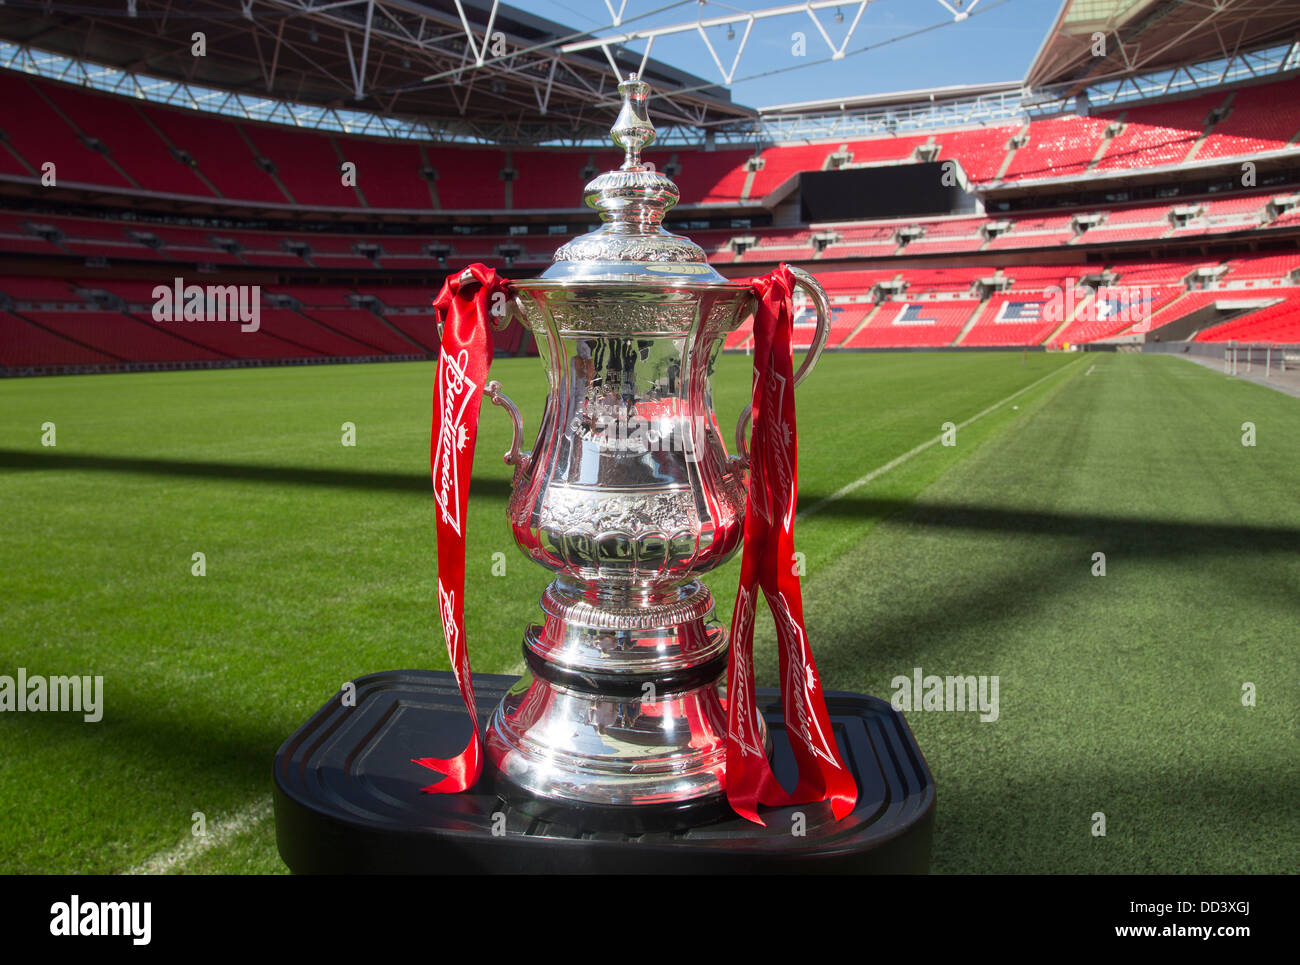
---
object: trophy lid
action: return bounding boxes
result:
[541,74,727,285]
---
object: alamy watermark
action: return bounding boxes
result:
[50,895,150,945]
[151,277,261,332]
[1037,280,1158,330]
[890,667,999,722]
[0,669,103,722]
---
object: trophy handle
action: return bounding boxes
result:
[486,380,530,477]
[446,268,529,333]
[731,265,832,470]
[443,270,532,478]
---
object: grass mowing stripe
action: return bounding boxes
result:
[797,355,1085,522]
[123,796,272,875]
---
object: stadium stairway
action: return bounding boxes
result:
[839,302,883,346]
[993,121,1029,180]
[950,301,991,346]
[1039,289,1095,347]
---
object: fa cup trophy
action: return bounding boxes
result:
[274,75,934,873]
[438,74,847,827]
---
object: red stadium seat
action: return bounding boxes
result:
[1094,92,1224,172]
[242,125,363,209]
[959,293,1061,346]
[1193,292,1300,343]
[0,71,133,188]
[1002,115,1110,180]
[0,311,117,366]
[302,309,428,355]
[1196,77,1300,161]
[36,79,214,197]
[340,138,436,210]
[5,58,1300,370]
[844,300,980,348]
[146,106,286,204]
[936,125,1020,183]
[24,310,225,362]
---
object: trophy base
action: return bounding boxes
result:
[273,670,935,874]
[482,661,751,825]
[489,771,733,833]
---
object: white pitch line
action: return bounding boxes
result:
[797,357,1082,521]
[123,795,273,876]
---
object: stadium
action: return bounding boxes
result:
[0,0,1295,877]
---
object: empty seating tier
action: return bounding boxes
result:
[1192,293,1300,343]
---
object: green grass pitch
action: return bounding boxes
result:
[0,350,1296,873]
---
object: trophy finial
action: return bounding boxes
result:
[555,72,708,267]
[611,72,655,170]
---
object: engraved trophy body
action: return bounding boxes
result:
[483,75,831,825]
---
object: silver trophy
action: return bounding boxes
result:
[482,74,831,824]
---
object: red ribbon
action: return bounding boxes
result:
[723,264,857,825]
[412,264,511,793]
[417,262,856,825]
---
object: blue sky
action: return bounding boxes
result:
[516,0,1064,108]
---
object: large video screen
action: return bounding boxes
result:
[800,162,974,221]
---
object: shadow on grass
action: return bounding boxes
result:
[760,492,1300,689]
[6,695,287,789]
[2,698,301,873]
[822,496,1300,557]
[5,448,1299,556]
[0,448,512,500]
[759,530,1093,688]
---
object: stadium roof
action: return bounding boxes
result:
[0,0,751,143]
[1026,0,1300,97]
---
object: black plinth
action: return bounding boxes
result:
[273,670,934,874]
